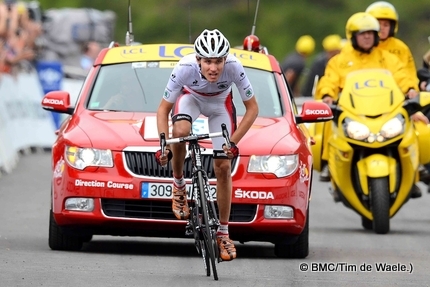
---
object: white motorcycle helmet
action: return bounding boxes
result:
[194,29,230,58]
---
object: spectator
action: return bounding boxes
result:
[0,2,8,38]
[0,0,38,75]
[16,1,42,51]
[80,41,101,71]
[2,28,36,74]
[301,34,343,98]
[280,35,315,97]
[0,37,5,75]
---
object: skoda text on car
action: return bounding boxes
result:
[42,43,332,258]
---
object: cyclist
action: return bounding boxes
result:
[315,12,426,198]
[155,29,259,261]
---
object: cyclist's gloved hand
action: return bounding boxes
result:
[155,149,173,166]
[222,142,239,159]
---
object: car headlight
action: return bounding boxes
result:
[344,119,370,141]
[65,146,113,170]
[380,115,404,140]
[248,155,298,178]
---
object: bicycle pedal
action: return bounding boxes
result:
[185,229,194,237]
[185,222,194,237]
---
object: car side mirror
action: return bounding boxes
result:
[295,101,333,124]
[41,91,74,115]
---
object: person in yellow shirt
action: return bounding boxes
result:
[315,12,426,198]
[316,13,418,103]
[366,2,430,185]
[365,1,418,84]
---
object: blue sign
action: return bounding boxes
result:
[36,61,63,129]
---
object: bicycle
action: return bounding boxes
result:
[159,123,232,281]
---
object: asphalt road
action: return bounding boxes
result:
[1,152,430,287]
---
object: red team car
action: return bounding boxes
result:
[42,43,332,258]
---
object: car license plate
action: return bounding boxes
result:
[141,182,217,200]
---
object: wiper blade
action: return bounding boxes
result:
[90,108,127,112]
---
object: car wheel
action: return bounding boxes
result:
[274,208,309,259]
[49,210,84,251]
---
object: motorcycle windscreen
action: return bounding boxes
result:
[338,69,405,117]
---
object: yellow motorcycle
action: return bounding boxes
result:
[311,69,430,234]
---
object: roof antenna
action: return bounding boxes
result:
[251,0,260,35]
[125,0,134,46]
[243,0,267,54]
[188,1,192,44]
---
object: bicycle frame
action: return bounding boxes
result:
[160,123,231,281]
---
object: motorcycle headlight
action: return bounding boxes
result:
[248,155,298,178]
[344,120,370,141]
[380,115,404,140]
[65,146,113,170]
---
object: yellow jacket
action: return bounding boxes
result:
[316,43,418,100]
[377,37,418,84]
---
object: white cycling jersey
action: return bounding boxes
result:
[163,53,254,103]
[162,53,255,155]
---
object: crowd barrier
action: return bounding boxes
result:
[0,71,62,175]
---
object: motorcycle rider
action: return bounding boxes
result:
[365,1,418,85]
[315,12,426,198]
[365,2,430,184]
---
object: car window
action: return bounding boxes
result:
[231,68,282,117]
[88,62,170,112]
[87,62,282,117]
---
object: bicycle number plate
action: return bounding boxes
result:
[141,182,217,200]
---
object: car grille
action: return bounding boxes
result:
[101,199,256,222]
[124,151,237,179]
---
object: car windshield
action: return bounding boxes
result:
[87,62,283,117]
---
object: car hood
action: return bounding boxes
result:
[78,111,293,152]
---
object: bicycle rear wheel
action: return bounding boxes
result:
[198,171,218,281]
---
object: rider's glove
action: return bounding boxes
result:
[155,149,173,166]
[222,142,239,158]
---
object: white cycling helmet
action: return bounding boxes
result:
[194,29,230,58]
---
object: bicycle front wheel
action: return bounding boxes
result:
[198,171,218,281]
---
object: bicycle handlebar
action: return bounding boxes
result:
[160,123,231,149]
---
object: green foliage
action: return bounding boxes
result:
[36,0,430,66]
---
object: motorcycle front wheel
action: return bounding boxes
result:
[369,177,390,234]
